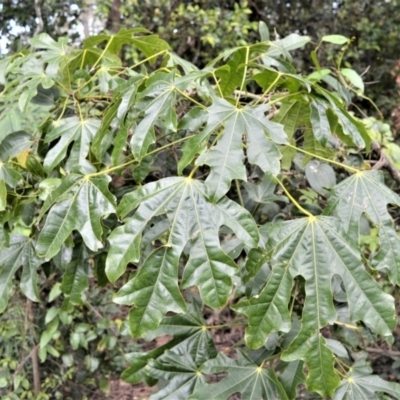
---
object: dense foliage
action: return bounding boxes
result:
[1,24,400,399]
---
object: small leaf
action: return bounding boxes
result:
[322,35,349,45]
[305,161,336,196]
[259,21,270,42]
[341,68,365,93]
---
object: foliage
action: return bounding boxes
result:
[0,24,400,399]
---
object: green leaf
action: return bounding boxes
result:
[114,246,187,337]
[0,235,42,312]
[215,48,246,97]
[333,360,400,400]
[262,216,397,395]
[196,96,287,201]
[122,301,216,384]
[341,68,365,93]
[279,361,306,400]
[259,21,270,42]
[0,131,33,161]
[60,244,90,306]
[325,170,400,284]
[148,351,207,400]
[305,161,336,196]
[108,178,255,335]
[322,35,350,45]
[233,263,292,348]
[189,351,289,400]
[30,33,69,77]
[43,117,101,172]
[243,173,285,203]
[309,100,332,145]
[131,72,176,160]
[273,99,310,138]
[36,175,116,259]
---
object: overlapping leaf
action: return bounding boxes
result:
[325,170,400,284]
[189,351,288,400]
[195,96,287,201]
[106,177,258,336]
[36,174,116,259]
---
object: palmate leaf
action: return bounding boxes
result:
[0,235,42,312]
[30,33,69,77]
[325,170,400,284]
[36,174,116,259]
[189,351,289,400]
[106,177,258,336]
[333,360,400,400]
[196,96,287,201]
[148,350,207,400]
[122,301,216,385]
[43,117,101,172]
[237,216,396,397]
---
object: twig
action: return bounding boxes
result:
[371,142,400,183]
[12,345,40,381]
[365,347,400,358]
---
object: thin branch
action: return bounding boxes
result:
[371,141,400,184]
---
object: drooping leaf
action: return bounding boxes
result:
[36,175,116,259]
[60,244,90,306]
[0,235,42,312]
[130,71,176,159]
[325,170,400,284]
[189,351,289,400]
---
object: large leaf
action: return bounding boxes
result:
[247,216,397,397]
[107,177,258,335]
[0,235,42,312]
[325,170,400,284]
[189,351,289,400]
[196,96,287,201]
[36,175,116,259]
